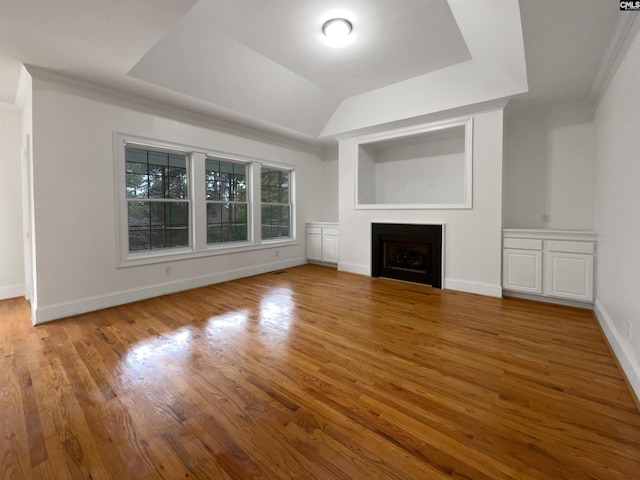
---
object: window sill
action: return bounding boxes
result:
[118,239,298,268]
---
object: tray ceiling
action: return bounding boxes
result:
[0,0,621,142]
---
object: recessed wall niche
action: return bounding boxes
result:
[356,118,473,209]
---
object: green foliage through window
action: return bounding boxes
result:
[125,146,189,252]
[206,159,249,244]
[261,167,291,239]
[122,141,295,258]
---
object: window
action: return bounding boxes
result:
[205,158,248,244]
[261,167,291,239]
[125,146,189,252]
[116,134,296,266]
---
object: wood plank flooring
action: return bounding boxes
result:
[1,264,639,479]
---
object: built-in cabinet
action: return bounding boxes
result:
[306,222,338,265]
[503,229,596,304]
[503,238,543,294]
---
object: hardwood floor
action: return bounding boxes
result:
[1,264,639,479]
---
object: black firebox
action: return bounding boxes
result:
[371,223,443,288]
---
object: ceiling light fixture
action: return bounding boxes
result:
[321,17,354,48]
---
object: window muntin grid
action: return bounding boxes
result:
[261,167,291,240]
[125,146,189,252]
[118,134,297,266]
[205,158,249,244]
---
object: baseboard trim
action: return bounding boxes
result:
[503,291,594,310]
[33,258,306,325]
[0,284,25,300]
[308,260,338,268]
[444,278,502,298]
[338,262,369,276]
[594,299,640,408]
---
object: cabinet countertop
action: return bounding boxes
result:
[306,222,338,228]
[503,228,597,241]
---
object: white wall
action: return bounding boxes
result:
[372,135,465,205]
[357,146,376,205]
[546,105,596,230]
[29,74,332,323]
[503,104,596,230]
[304,146,339,223]
[503,109,549,228]
[0,108,24,299]
[593,25,640,399]
[338,109,504,297]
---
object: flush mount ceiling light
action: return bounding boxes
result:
[321,17,354,48]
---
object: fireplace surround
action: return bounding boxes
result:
[371,223,443,287]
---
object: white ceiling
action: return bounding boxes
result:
[0,0,622,143]
[173,0,472,98]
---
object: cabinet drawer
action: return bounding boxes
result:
[546,240,594,254]
[503,238,542,250]
[306,227,322,235]
[323,228,338,236]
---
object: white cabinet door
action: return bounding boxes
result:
[322,234,338,263]
[306,233,322,261]
[544,252,593,301]
[307,224,338,265]
[503,249,542,294]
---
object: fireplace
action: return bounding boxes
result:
[371,223,443,287]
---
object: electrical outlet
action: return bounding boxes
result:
[165,266,172,275]
[275,250,279,257]
[541,214,550,224]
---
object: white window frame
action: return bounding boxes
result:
[114,133,297,268]
[260,164,295,243]
[204,155,252,247]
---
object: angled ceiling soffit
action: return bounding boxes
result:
[127,1,341,138]
[321,0,529,137]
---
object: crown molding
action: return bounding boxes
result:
[332,98,508,141]
[0,65,31,112]
[590,13,640,102]
[0,101,20,112]
[14,66,31,111]
[24,65,334,155]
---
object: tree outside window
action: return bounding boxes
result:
[261,167,290,240]
[205,159,248,244]
[125,147,189,252]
